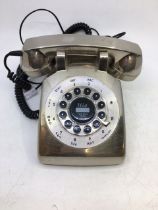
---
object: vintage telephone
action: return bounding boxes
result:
[4,9,142,166]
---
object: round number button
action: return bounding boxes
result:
[84,125,92,134]
[64,120,72,129]
[98,101,105,109]
[74,88,81,95]
[98,111,106,119]
[73,125,81,134]
[92,93,100,100]
[93,120,101,128]
[84,88,91,95]
[65,93,72,100]
[59,111,67,119]
[59,101,67,108]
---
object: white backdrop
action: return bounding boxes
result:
[0,0,158,210]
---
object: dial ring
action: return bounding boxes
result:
[45,76,120,148]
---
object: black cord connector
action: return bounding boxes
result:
[113,32,126,38]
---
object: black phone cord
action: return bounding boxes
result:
[15,66,39,119]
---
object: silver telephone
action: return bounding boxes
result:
[20,34,142,165]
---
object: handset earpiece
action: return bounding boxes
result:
[107,52,142,81]
[119,54,137,72]
[22,49,56,77]
[27,50,46,69]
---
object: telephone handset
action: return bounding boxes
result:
[21,34,142,165]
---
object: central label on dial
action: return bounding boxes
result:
[69,97,95,123]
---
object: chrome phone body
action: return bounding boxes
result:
[21,34,142,165]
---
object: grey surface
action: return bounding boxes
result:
[0,0,158,209]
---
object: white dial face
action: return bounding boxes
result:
[45,76,120,148]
